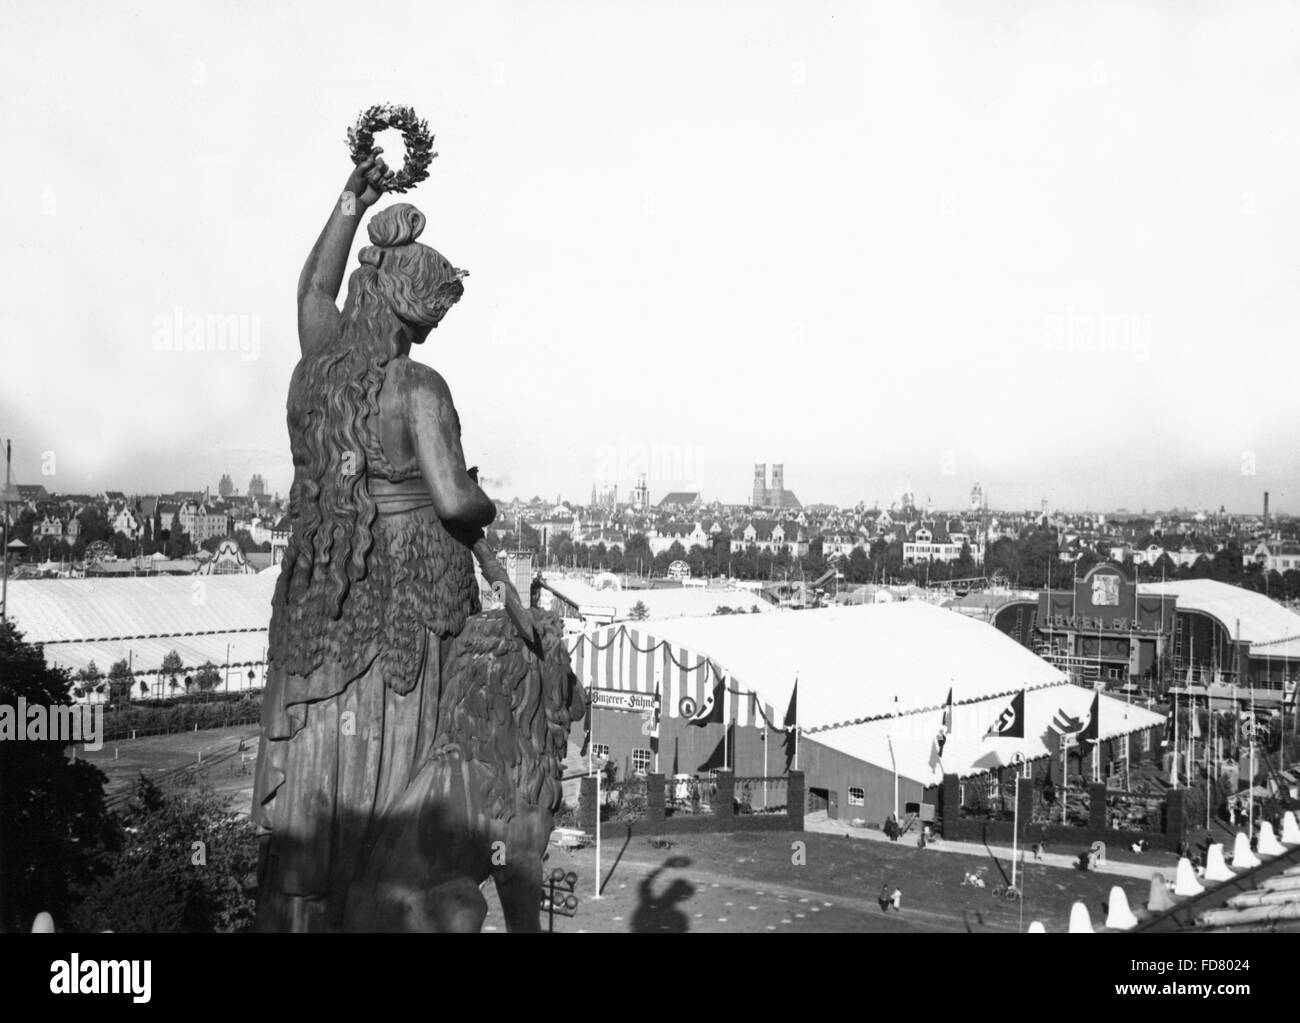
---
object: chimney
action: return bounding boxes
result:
[1263,491,1269,525]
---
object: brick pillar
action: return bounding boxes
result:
[1017,775,1034,822]
[1165,788,1185,846]
[941,773,960,835]
[1089,783,1108,831]
[647,772,666,826]
[579,775,597,830]
[714,769,735,819]
[787,770,805,831]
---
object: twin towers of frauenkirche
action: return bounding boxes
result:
[752,463,801,511]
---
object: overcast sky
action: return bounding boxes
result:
[2,1,1297,513]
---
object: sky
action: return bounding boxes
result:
[1,0,1298,514]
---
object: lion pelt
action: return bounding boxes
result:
[435,607,585,821]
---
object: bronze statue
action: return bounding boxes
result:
[253,145,583,932]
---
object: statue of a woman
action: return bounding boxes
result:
[253,153,498,932]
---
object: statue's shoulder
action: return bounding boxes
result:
[388,357,452,403]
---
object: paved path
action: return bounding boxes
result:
[803,812,1174,882]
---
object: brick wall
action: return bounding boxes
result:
[939,772,1183,852]
[578,770,805,837]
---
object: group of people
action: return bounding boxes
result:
[878,884,903,912]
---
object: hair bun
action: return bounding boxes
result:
[367,203,426,247]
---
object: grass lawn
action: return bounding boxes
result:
[482,828,1150,933]
[77,723,261,808]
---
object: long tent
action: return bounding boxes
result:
[569,600,1071,732]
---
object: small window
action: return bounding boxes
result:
[592,743,610,761]
[848,786,865,807]
[631,748,652,776]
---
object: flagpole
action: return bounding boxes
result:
[1248,682,1256,837]
[891,694,900,817]
[1172,686,1179,791]
[722,670,729,772]
[1061,724,1068,826]
[589,694,602,900]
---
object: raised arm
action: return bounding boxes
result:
[297,153,391,356]
[402,365,497,532]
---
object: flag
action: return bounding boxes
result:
[986,690,1024,739]
[782,679,798,770]
[690,677,726,727]
[937,686,954,756]
[1050,707,1084,737]
[640,685,662,755]
[1079,691,1100,744]
[783,680,798,729]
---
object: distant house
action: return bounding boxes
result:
[737,519,809,557]
[902,524,972,564]
[110,503,144,540]
[1245,541,1300,573]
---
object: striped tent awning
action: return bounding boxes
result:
[567,624,777,728]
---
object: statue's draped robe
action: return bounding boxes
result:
[253,359,479,933]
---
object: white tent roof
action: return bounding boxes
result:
[546,576,770,621]
[1139,579,1300,651]
[4,573,278,644]
[578,600,1069,732]
[807,685,1165,783]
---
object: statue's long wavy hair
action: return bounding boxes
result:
[273,204,467,677]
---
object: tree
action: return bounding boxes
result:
[77,661,103,690]
[107,659,134,705]
[232,529,269,554]
[164,514,192,560]
[161,650,184,693]
[0,620,115,932]
[845,547,871,584]
[69,776,258,933]
[74,507,113,552]
[629,601,650,621]
[954,540,976,578]
[986,536,1021,586]
[194,662,223,692]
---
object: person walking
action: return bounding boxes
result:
[890,887,902,911]
[879,884,891,912]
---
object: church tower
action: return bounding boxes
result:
[752,463,768,508]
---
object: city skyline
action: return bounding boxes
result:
[4,453,1289,521]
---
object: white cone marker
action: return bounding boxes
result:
[1068,901,1094,933]
[1258,821,1286,857]
[1203,843,1234,883]
[1105,886,1138,930]
[1174,856,1204,897]
[1231,831,1260,870]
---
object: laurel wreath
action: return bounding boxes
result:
[346,104,437,194]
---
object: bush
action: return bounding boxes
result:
[70,776,258,933]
